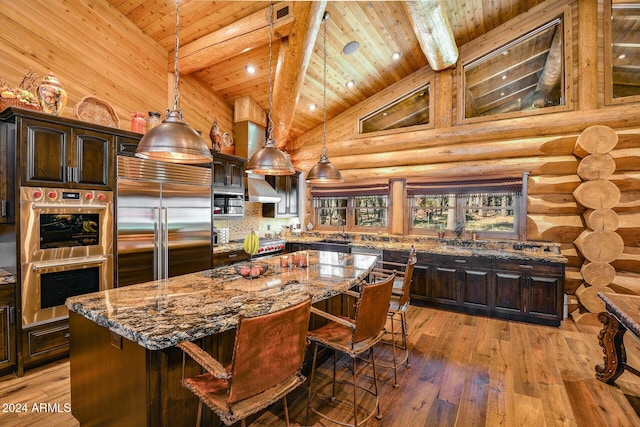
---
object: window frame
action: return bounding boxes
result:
[406,173,528,241]
[457,2,573,125]
[604,1,640,105]
[359,83,432,134]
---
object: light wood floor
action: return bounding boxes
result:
[1,305,640,426]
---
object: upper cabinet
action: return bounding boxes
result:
[0,120,16,223]
[20,118,114,189]
[0,109,122,190]
[212,152,245,194]
[263,172,299,218]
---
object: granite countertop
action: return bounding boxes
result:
[0,268,16,285]
[284,232,567,263]
[66,251,378,351]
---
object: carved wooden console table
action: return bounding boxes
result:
[596,293,640,384]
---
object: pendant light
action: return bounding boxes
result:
[245,3,295,175]
[135,0,212,164]
[306,12,343,184]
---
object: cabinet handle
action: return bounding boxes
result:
[67,166,73,182]
[1,200,5,217]
[9,307,15,325]
[519,264,534,269]
[228,253,237,258]
[454,259,466,264]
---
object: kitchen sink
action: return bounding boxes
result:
[311,239,351,253]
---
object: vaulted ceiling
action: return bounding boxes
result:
[106,1,608,146]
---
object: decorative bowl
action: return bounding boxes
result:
[234,263,268,279]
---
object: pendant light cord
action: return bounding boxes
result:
[322,12,328,156]
[173,0,181,113]
[266,2,275,143]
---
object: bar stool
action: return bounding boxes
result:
[369,246,417,387]
[178,298,312,427]
[306,273,395,427]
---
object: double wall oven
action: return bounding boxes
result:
[20,186,113,327]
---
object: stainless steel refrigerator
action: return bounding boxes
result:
[116,156,212,286]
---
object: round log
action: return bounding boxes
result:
[574,125,618,158]
[583,208,619,231]
[576,154,617,181]
[575,283,615,313]
[580,261,616,287]
[572,180,621,209]
[573,229,624,263]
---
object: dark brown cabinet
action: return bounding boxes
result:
[20,118,114,189]
[285,242,312,253]
[492,259,564,325]
[212,153,245,193]
[0,121,16,223]
[0,284,16,376]
[433,255,491,311]
[384,248,564,326]
[263,172,299,218]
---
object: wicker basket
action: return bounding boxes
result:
[0,97,41,112]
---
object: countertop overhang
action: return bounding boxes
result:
[66,251,377,350]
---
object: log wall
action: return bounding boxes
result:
[289,0,640,307]
[0,0,233,146]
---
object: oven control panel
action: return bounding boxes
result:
[23,187,113,204]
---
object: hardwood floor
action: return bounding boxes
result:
[1,305,639,426]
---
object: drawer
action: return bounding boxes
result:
[28,323,69,357]
[492,259,564,275]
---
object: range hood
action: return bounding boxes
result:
[235,120,282,203]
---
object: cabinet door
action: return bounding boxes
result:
[287,174,299,216]
[492,270,525,313]
[74,129,113,188]
[411,264,433,301]
[0,287,16,373]
[527,274,563,319]
[212,159,227,188]
[433,265,458,305]
[226,160,244,191]
[460,266,491,309]
[21,119,69,185]
[0,122,16,223]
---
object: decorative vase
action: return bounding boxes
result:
[37,72,67,116]
[221,132,235,155]
[209,119,222,152]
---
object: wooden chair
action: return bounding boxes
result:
[306,273,395,427]
[368,246,417,387]
[178,298,312,427]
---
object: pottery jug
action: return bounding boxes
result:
[37,72,67,116]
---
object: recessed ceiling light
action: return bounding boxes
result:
[500,92,505,97]
[343,41,360,55]
[345,80,355,88]
[309,104,317,111]
[501,75,507,80]
[245,65,256,74]
[392,51,402,60]
[502,50,509,56]
[618,54,626,59]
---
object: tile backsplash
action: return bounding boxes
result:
[213,202,299,240]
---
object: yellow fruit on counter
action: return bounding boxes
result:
[1,90,17,99]
[243,230,259,256]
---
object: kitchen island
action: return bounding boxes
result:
[65,251,378,427]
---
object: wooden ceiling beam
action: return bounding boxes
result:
[403,1,459,71]
[271,1,326,148]
[170,2,294,75]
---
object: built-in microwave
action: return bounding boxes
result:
[213,194,244,217]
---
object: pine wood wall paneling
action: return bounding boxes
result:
[577,0,599,110]
[0,1,231,137]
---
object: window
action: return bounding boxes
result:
[359,84,430,134]
[407,174,527,240]
[461,15,567,120]
[310,181,390,232]
[606,2,640,103]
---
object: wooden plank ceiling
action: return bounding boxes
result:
[104,0,635,148]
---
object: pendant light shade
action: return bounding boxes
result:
[306,12,343,184]
[135,0,212,164]
[245,2,295,176]
[135,110,212,163]
[245,138,295,175]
